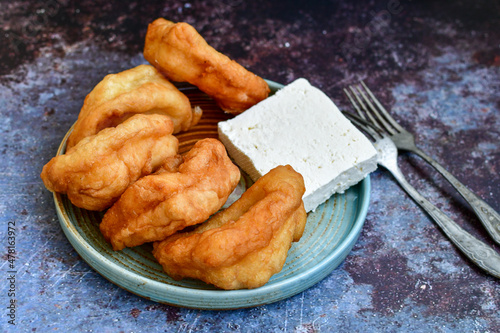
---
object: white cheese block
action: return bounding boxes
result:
[218,78,377,212]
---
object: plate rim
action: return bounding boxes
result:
[52,79,371,309]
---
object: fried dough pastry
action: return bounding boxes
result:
[143,18,270,114]
[66,64,202,149]
[100,138,241,250]
[41,114,178,211]
[152,165,307,290]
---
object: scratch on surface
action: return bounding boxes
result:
[284,305,288,333]
[299,292,305,325]
[19,234,56,278]
[106,287,121,309]
[0,259,9,271]
[177,321,188,332]
[187,312,200,333]
[76,270,94,283]
[177,309,193,332]
[312,315,327,332]
[48,261,80,289]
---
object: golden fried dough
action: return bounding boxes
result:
[152,165,307,290]
[41,114,178,211]
[66,64,202,149]
[100,138,241,250]
[143,18,270,114]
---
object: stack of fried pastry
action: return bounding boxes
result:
[100,138,241,251]
[66,64,202,150]
[41,114,179,211]
[143,18,270,114]
[41,18,306,290]
[153,165,306,290]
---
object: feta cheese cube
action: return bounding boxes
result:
[218,78,377,212]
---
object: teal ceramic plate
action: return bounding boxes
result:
[53,80,371,310]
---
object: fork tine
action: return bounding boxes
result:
[360,81,405,133]
[354,84,397,135]
[347,85,383,129]
[342,111,383,141]
[343,88,366,120]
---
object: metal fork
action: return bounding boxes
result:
[343,112,500,278]
[344,82,500,246]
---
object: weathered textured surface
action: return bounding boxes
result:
[1,0,499,332]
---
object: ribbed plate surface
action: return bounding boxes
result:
[53,80,371,309]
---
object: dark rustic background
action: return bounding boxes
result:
[1,0,499,331]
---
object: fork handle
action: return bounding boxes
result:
[411,147,500,245]
[390,167,500,278]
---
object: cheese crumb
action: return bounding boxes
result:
[218,78,377,212]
